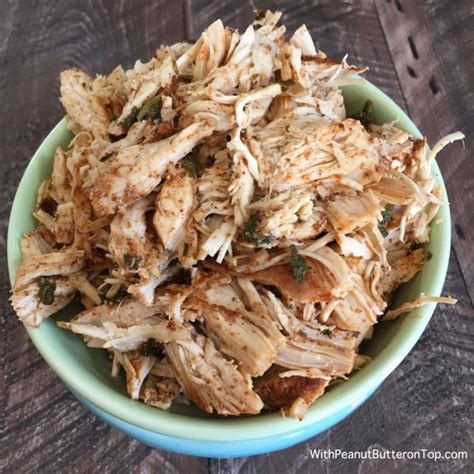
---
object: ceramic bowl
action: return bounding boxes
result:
[7,79,451,458]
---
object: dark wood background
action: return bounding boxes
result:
[1,1,472,472]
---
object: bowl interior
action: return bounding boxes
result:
[7,80,451,441]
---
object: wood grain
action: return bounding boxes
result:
[1,1,473,473]
[376,0,474,304]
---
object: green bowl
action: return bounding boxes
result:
[7,79,451,457]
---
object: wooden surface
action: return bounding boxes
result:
[1,1,472,472]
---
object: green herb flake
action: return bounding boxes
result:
[378,204,394,237]
[259,235,274,245]
[124,254,141,270]
[141,339,163,357]
[37,277,56,305]
[182,154,202,177]
[137,95,162,121]
[243,215,274,247]
[426,251,433,261]
[254,23,262,30]
[321,328,333,338]
[180,74,194,83]
[349,99,373,129]
[244,215,259,241]
[279,79,295,92]
[290,245,308,283]
[121,106,138,129]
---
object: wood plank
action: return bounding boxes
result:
[184,0,254,38]
[0,1,205,472]
[376,0,474,303]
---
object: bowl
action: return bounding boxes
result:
[7,79,451,458]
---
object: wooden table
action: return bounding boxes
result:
[1,1,472,472]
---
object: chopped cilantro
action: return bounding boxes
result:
[137,95,161,121]
[349,99,373,129]
[243,215,274,247]
[37,277,56,305]
[279,79,295,91]
[290,245,308,283]
[244,215,259,241]
[378,204,394,237]
[121,106,138,129]
[182,154,202,177]
[321,328,333,338]
[259,235,274,245]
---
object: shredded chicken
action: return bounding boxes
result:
[255,367,329,420]
[11,11,461,419]
[385,295,457,320]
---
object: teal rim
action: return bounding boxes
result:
[7,79,451,443]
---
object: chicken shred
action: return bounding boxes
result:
[11,10,462,419]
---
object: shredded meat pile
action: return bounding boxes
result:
[11,10,460,418]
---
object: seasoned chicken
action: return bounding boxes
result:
[60,69,111,139]
[11,10,461,419]
[188,293,280,377]
[13,245,86,292]
[141,374,181,410]
[154,174,195,251]
[140,357,181,409]
[382,248,426,297]
[57,298,188,351]
[165,330,264,415]
[247,263,333,304]
[325,191,384,234]
[20,231,54,259]
[114,350,156,400]
[255,367,329,419]
[115,55,177,128]
[108,196,169,304]
[193,20,227,80]
[11,275,77,327]
[91,122,214,216]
